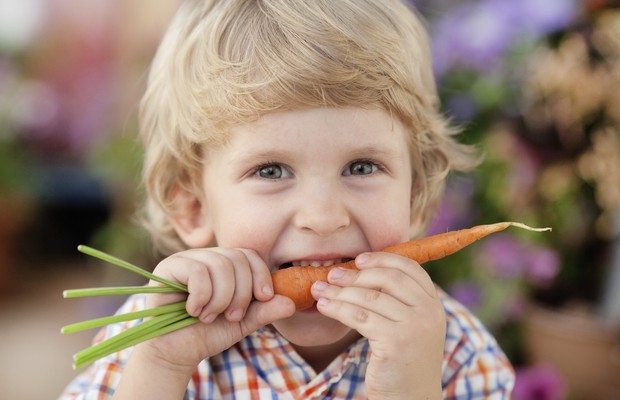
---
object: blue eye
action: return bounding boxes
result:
[257,164,284,179]
[346,160,377,176]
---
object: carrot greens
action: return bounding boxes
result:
[62,246,196,369]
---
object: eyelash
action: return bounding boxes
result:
[251,162,290,180]
[345,159,386,176]
[250,158,386,180]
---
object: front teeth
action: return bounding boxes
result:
[291,259,344,267]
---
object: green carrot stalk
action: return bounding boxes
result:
[73,310,196,369]
[63,286,185,298]
[73,310,186,363]
[74,315,199,369]
[61,301,188,333]
[63,245,197,369]
[77,245,188,292]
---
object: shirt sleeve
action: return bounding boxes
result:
[57,295,146,400]
[439,289,515,399]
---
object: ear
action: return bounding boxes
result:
[168,186,215,248]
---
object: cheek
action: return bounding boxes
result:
[364,190,413,249]
[370,219,411,250]
[211,207,278,257]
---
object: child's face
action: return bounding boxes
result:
[200,107,415,347]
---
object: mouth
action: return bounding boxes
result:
[278,258,353,270]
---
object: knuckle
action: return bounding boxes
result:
[152,256,176,273]
[363,289,382,303]
[212,252,233,268]
[354,308,370,324]
[228,249,249,265]
[187,259,207,274]
[239,248,259,260]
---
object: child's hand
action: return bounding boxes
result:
[311,252,446,400]
[137,248,296,373]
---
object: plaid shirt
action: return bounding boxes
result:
[59,289,514,399]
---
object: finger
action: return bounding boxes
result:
[173,249,250,322]
[148,255,213,314]
[354,252,438,298]
[325,266,430,307]
[315,294,393,340]
[220,250,254,321]
[240,295,296,336]
[192,252,236,322]
[312,280,406,322]
[240,249,275,301]
[183,248,270,320]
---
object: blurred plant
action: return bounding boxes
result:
[415,0,620,381]
[413,0,579,122]
[0,1,180,265]
[513,364,568,400]
[0,56,34,196]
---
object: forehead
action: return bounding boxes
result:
[199,107,415,176]
[228,107,408,147]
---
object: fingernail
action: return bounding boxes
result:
[329,267,346,280]
[317,297,330,306]
[313,280,328,291]
[356,253,370,265]
[262,285,274,296]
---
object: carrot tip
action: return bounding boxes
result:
[507,222,552,232]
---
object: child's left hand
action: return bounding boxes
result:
[311,252,445,400]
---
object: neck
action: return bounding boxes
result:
[292,330,362,373]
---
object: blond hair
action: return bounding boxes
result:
[139,0,478,255]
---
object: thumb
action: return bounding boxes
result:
[240,295,296,336]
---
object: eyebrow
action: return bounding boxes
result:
[235,144,404,162]
[228,148,294,164]
[346,144,407,160]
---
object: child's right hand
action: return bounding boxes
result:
[135,248,296,373]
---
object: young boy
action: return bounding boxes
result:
[60,0,515,398]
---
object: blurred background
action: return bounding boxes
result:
[0,0,619,399]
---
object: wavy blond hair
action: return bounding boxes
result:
[139,0,479,255]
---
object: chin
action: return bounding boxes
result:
[271,310,357,347]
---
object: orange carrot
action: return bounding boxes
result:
[271,222,551,310]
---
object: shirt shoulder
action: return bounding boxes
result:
[438,288,515,399]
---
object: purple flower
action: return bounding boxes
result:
[448,280,483,309]
[490,0,578,36]
[475,234,561,287]
[514,364,567,400]
[431,4,516,76]
[476,233,527,279]
[525,247,560,287]
[429,0,578,78]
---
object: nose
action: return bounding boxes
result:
[293,183,351,236]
